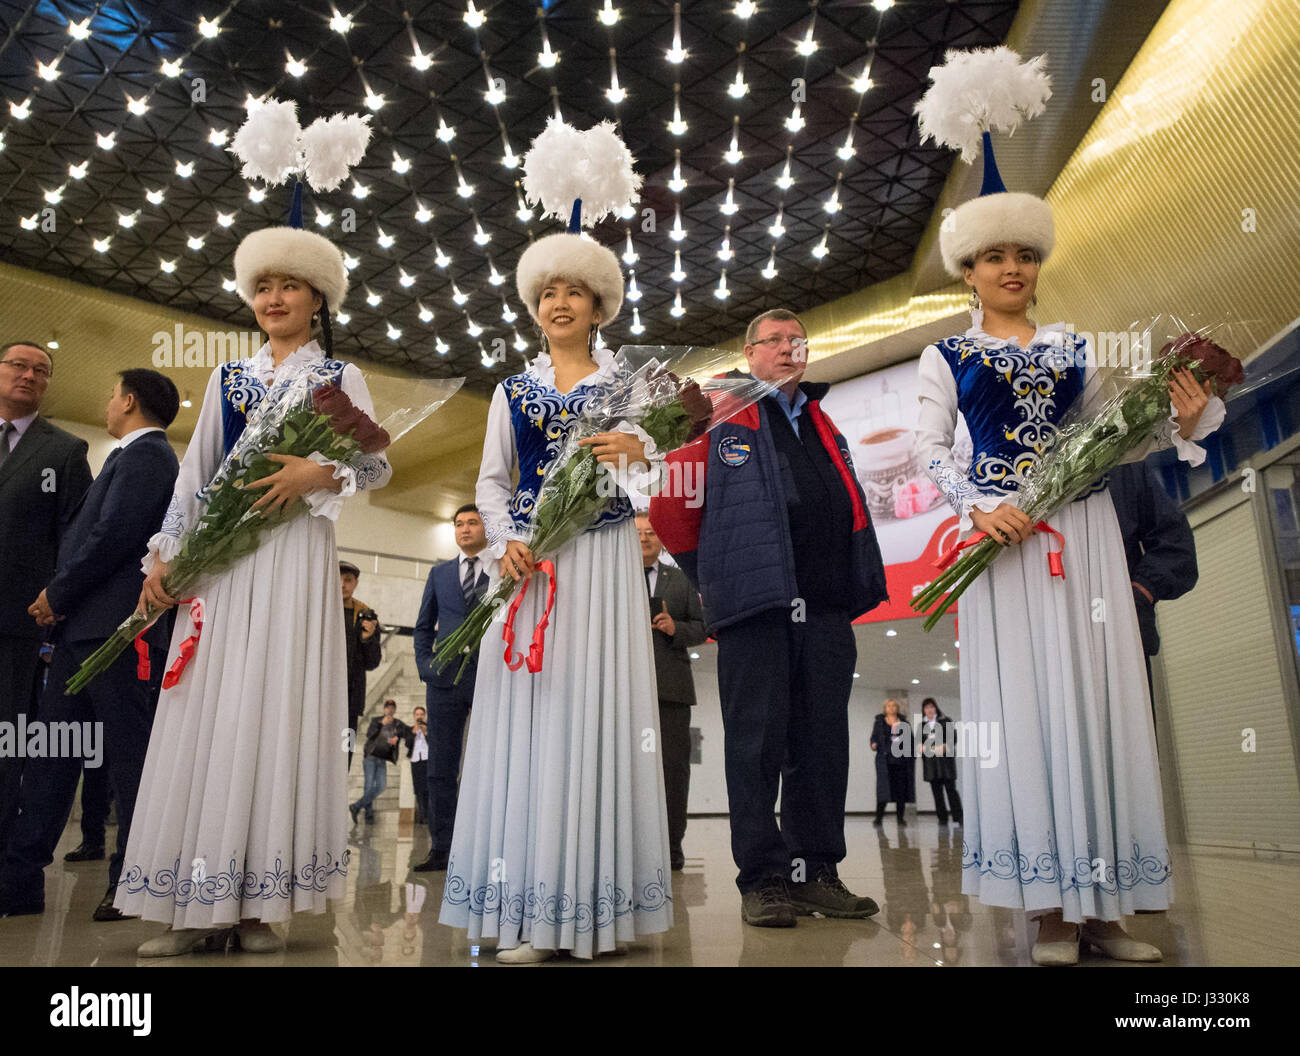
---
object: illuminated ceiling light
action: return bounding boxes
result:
[761,249,778,280]
[538,45,558,69]
[776,156,794,190]
[812,235,829,259]
[19,213,39,231]
[410,48,432,71]
[43,184,65,204]
[342,253,359,270]
[513,329,528,352]
[599,2,620,26]
[607,58,626,104]
[418,303,434,323]
[386,324,402,340]
[626,273,642,302]
[501,302,516,322]
[872,0,895,10]
[617,202,635,221]
[434,247,452,268]
[668,151,687,193]
[622,231,637,265]
[376,227,395,249]
[485,81,506,106]
[96,132,117,151]
[248,186,266,203]
[186,234,205,250]
[940,659,951,672]
[515,196,532,223]
[714,271,730,300]
[451,284,468,306]
[463,2,485,29]
[351,179,369,198]
[716,236,733,261]
[160,58,183,77]
[69,160,89,179]
[667,97,687,136]
[785,104,805,133]
[145,188,165,205]
[68,18,92,40]
[473,222,491,246]
[836,129,856,161]
[216,211,235,228]
[436,118,455,142]
[117,210,137,227]
[488,265,505,286]
[670,250,686,283]
[175,160,194,177]
[768,211,785,239]
[10,98,32,120]
[316,208,332,228]
[366,288,382,307]
[364,91,385,111]
[37,59,61,82]
[466,318,483,338]
[336,311,350,325]
[724,123,743,164]
[719,180,738,216]
[242,93,263,111]
[457,176,474,198]
[198,16,220,37]
[93,236,111,253]
[222,277,237,292]
[852,70,874,93]
[414,201,433,223]
[286,53,307,77]
[398,269,415,288]
[728,71,748,99]
[159,258,176,273]
[390,153,411,176]
[126,93,149,116]
[666,3,687,63]
[669,212,686,242]
[208,127,229,147]
[479,345,494,368]
[629,307,644,335]
[502,146,518,169]
[911,678,920,685]
[435,336,449,355]
[735,1,757,17]
[796,28,817,57]
[329,9,353,33]
[669,291,685,318]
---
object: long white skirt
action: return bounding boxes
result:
[114,514,349,926]
[439,518,674,957]
[958,489,1173,922]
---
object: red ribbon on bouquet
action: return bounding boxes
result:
[502,560,557,674]
[133,635,151,681]
[161,597,204,690]
[935,521,1066,579]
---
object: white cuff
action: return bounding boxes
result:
[484,529,528,561]
[303,452,356,521]
[1166,394,1226,467]
[602,420,662,498]
[142,531,183,575]
[960,492,1011,536]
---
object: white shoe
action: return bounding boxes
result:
[495,941,555,964]
[235,923,285,953]
[1082,924,1162,962]
[137,927,231,958]
[1030,923,1080,966]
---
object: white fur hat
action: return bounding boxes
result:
[233,226,348,312]
[515,232,624,326]
[939,191,1055,278]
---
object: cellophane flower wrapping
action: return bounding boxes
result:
[911,316,1246,630]
[66,369,464,693]
[433,345,796,682]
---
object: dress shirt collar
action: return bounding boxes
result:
[115,425,165,449]
[526,346,618,391]
[250,340,325,381]
[1,410,38,444]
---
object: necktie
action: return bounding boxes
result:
[644,566,653,596]
[462,556,477,603]
[0,422,13,469]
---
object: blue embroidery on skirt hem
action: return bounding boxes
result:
[960,837,1169,895]
[120,851,350,906]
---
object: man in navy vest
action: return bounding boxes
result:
[651,308,888,928]
[411,504,490,872]
[0,368,179,920]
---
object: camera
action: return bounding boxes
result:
[358,608,378,623]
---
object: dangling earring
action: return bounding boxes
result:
[311,312,320,326]
[969,289,981,311]
[1030,295,1038,307]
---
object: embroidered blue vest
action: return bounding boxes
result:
[934,332,1106,500]
[501,370,632,534]
[219,357,346,455]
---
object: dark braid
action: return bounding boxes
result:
[319,301,334,357]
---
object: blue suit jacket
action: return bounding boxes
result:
[414,556,489,690]
[44,431,179,644]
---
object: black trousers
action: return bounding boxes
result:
[926,777,963,824]
[876,763,911,821]
[78,759,112,847]
[715,607,856,893]
[0,635,44,854]
[410,759,429,825]
[0,637,155,901]
[658,701,691,858]
[425,677,474,854]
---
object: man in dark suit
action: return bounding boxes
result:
[0,368,179,919]
[1108,461,1199,707]
[341,560,382,769]
[0,341,93,853]
[636,513,706,871]
[411,503,489,871]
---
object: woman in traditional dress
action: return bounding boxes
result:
[115,225,391,956]
[438,229,673,963]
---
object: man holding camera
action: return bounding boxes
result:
[340,560,381,770]
[351,699,409,824]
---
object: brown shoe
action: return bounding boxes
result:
[786,869,880,919]
[740,881,797,928]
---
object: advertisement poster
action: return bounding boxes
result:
[819,358,972,623]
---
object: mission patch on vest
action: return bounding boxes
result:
[718,436,751,466]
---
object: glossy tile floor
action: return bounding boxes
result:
[2,811,1297,966]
